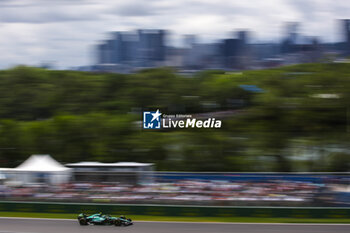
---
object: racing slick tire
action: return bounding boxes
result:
[79,219,88,225]
[115,220,122,226]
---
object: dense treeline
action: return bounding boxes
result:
[0,64,349,171]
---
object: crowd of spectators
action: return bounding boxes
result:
[0,179,339,206]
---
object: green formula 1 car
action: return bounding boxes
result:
[78,213,133,226]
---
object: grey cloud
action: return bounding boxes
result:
[0,1,102,23]
[0,0,348,69]
[0,0,93,7]
[111,3,157,17]
[287,0,318,21]
[0,12,98,24]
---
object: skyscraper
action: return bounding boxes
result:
[342,19,350,55]
[281,22,299,54]
[111,31,138,64]
[96,40,113,64]
[138,30,166,67]
[183,35,197,48]
[221,30,250,69]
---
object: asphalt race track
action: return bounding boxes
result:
[0,218,349,233]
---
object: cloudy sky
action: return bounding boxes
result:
[0,0,349,69]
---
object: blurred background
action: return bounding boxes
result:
[0,0,349,218]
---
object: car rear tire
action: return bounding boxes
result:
[79,219,87,225]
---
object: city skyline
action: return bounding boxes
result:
[0,0,350,69]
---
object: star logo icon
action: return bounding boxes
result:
[151,109,161,122]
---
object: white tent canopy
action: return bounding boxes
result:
[13,154,71,185]
[15,154,70,172]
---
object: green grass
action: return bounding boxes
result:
[0,212,349,224]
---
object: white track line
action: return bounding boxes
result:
[0,217,349,226]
